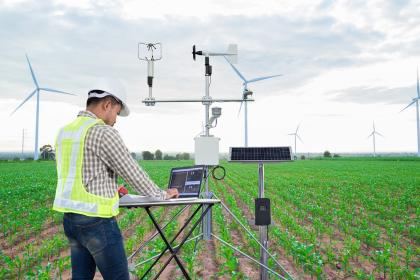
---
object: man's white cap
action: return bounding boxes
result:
[88,78,130,117]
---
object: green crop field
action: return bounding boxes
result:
[0,158,419,279]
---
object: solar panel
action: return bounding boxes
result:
[228,147,292,162]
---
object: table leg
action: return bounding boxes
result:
[153,204,213,279]
[140,205,204,280]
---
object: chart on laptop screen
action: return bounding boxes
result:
[168,166,204,197]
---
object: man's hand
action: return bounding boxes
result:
[165,188,179,199]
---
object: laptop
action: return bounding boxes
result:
[168,165,204,199]
[119,165,205,205]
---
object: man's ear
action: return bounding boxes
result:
[101,99,112,111]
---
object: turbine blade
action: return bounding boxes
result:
[223,56,247,82]
[39,88,76,96]
[226,44,238,64]
[367,132,373,139]
[400,99,416,112]
[288,133,295,136]
[26,54,39,88]
[376,131,384,137]
[10,89,37,115]
[296,123,300,133]
[296,134,303,143]
[246,74,282,84]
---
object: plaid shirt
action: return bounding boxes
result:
[76,110,166,199]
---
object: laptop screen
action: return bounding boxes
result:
[168,165,204,198]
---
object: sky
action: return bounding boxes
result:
[1,0,420,155]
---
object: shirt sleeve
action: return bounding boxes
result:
[98,127,166,199]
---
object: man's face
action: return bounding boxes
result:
[103,100,122,126]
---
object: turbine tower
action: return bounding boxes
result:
[367,121,383,157]
[401,68,420,157]
[224,57,282,147]
[288,124,303,159]
[10,54,75,160]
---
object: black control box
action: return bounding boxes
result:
[255,198,271,226]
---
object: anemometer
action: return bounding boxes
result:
[137,42,162,106]
[137,43,253,166]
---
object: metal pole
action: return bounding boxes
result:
[34,90,39,160]
[21,129,25,160]
[245,100,248,147]
[205,56,210,137]
[202,55,212,240]
[203,167,212,240]
[416,100,420,157]
[373,133,376,157]
[258,163,268,280]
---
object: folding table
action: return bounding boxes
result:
[119,198,220,280]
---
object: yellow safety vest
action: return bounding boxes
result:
[53,116,119,218]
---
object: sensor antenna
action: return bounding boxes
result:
[138,42,162,106]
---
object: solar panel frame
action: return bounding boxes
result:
[228,147,293,162]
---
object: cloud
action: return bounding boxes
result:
[0,0,395,105]
[328,85,416,105]
[1,0,420,153]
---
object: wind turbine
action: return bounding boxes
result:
[400,68,420,157]
[224,57,282,147]
[10,54,75,160]
[288,124,303,159]
[367,121,383,157]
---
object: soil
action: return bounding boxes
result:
[219,179,306,280]
[3,223,61,258]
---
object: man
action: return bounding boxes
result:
[53,78,178,280]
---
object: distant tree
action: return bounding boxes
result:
[174,153,190,160]
[323,150,331,158]
[40,144,55,160]
[131,152,137,160]
[142,151,154,160]
[155,149,163,160]
[300,155,306,160]
[163,154,176,160]
[333,153,340,158]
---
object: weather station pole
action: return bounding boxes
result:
[139,43,254,241]
[229,147,294,280]
[258,162,268,280]
[202,54,212,240]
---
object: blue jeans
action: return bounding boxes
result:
[63,213,129,280]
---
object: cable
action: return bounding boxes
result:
[210,165,225,180]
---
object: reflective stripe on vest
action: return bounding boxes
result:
[53,117,120,218]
